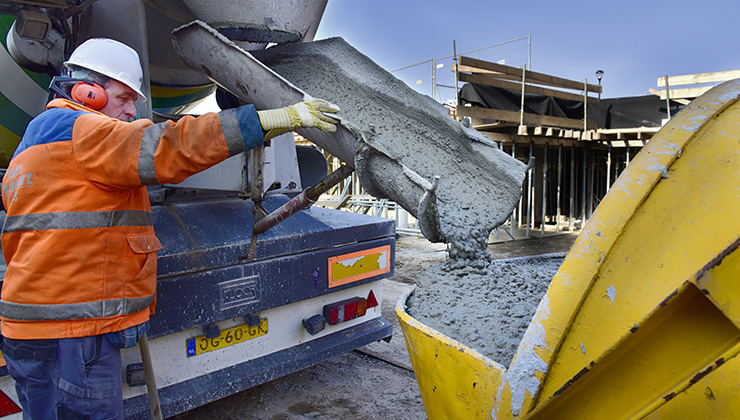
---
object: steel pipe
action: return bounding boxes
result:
[253,165,354,234]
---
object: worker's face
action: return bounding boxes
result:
[99,79,138,121]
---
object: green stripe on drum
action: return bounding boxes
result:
[0,93,32,167]
[0,123,20,167]
[150,84,216,112]
[0,92,33,137]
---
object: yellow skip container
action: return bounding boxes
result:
[397,285,505,419]
[398,79,740,420]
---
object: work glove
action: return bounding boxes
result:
[257,98,340,140]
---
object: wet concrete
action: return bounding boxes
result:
[407,254,563,366]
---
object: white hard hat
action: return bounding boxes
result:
[64,38,146,102]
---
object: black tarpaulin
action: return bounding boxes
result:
[459,83,685,129]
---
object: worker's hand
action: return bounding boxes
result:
[258,98,340,140]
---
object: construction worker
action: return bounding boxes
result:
[0,37,339,419]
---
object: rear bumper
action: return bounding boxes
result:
[123,316,393,419]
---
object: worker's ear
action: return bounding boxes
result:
[71,81,108,110]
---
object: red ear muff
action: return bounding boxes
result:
[71,81,107,110]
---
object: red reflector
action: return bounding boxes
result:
[0,389,21,416]
[323,297,368,325]
[366,290,378,308]
[345,300,358,319]
[324,305,340,325]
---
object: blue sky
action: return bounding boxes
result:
[314,0,740,101]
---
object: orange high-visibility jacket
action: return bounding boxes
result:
[0,99,264,339]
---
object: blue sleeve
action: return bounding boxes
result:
[234,104,266,150]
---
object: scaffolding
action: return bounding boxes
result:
[313,51,664,241]
[314,132,648,240]
[389,35,531,105]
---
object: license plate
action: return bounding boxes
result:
[186,318,268,357]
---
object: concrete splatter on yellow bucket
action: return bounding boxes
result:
[398,79,740,420]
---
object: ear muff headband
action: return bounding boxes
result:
[71,81,107,110]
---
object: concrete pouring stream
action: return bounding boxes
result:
[254,38,556,368]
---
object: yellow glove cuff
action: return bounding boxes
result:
[257,106,303,140]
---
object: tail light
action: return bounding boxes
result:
[324,297,367,325]
[303,290,380,335]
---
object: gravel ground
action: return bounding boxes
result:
[172,232,578,419]
[171,351,425,420]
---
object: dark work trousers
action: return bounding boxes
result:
[2,335,123,420]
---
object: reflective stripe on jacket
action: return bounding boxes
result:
[0,99,264,339]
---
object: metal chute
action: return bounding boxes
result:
[172,20,527,244]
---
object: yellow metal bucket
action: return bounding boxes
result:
[398,79,740,420]
[396,285,505,420]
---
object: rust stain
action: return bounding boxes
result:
[552,365,591,397]
[690,365,714,385]
[200,64,212,77]
[696,236,740,282]
[664,392,677,402]
[236,79,250,96]
[659,288,679,307]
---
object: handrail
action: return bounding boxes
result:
[455,55,599,132]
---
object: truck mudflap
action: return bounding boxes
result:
[398,79,740,420]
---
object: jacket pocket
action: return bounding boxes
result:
[126,233,163,254]
[124,233,163,310]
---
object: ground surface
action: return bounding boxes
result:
[171,232,578,420]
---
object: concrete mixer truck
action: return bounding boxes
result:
[0,1,397,418]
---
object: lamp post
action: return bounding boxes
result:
[596,69,604,100]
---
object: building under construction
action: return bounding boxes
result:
[319,55,740,239]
